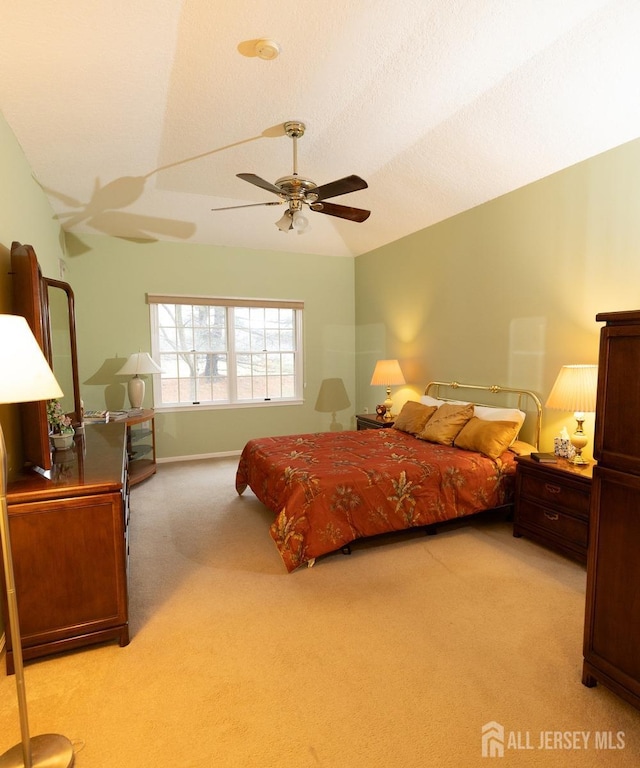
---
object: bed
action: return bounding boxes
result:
[235,381,542,572]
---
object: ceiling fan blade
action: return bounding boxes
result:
[311,175,368,202]
[212,201,282,211]
[237,173,282,196]
[311,201,370,223]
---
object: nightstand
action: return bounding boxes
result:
[513,455,594,563]
[356,413,395,430]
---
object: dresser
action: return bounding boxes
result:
[582,309,640,710]
[1,422,130,672]
[513,455,593,563]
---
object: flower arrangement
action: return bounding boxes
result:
[46,399,74,435]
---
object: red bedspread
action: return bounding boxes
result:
[235,428,516,572]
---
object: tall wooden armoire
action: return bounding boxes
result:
[582,310,640,710]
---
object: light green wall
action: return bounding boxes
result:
[355,137,640,457]
[66,235,356,458]
[0,110,67,478]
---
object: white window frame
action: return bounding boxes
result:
[148,294,304,411]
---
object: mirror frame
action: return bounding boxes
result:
[10,241,82,471]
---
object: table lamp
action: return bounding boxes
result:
[370,359,405,419]
[545,364,598,465]
[0,314,75,767]
[117,352,162,410]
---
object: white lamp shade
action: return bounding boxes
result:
[545,365,598,413]
[117,352,163,376]
[0,314,63,404]
[370,359,405,387]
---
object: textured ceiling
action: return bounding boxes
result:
[2,0,640,257]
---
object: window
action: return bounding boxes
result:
[148,295,303,408]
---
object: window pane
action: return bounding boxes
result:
[152,301,301,406]
[251,329,265,351]
[235,328,251,352]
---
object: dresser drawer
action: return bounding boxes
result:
[519,472,591,518]
[516,498,589,550]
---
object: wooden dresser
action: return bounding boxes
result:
[1,422,130,672]
[582,309,640,710]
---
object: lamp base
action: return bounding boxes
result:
[383,391,394,420]
[127,375,145,410]
[0,734,75,768]
[568,453,589,465]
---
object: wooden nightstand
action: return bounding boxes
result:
[356,413,395,430]
[513,455,594,563]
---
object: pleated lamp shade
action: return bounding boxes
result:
[545,365,598,414]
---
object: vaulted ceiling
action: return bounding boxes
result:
[3,1,640,257]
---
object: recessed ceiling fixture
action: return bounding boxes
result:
[211,121,370,234]
[254,39,281,60]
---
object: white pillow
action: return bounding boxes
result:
[421,395,469,408]
[420,395,446,408]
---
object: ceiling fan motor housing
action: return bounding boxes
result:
[275,175,318,202]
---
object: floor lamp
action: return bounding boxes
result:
[0,315,75,768]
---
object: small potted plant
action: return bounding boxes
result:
[47,399,75,450]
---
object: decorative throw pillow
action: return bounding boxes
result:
[393,401,437,435]
[473,405,526,444]
[454,417,520,460]
[418,402,474,446]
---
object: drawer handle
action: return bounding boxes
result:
[544,483,561,495]
[544,511,559,521]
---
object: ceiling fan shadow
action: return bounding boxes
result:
[41,175,196,245]
[40,125,288,243]
[153,124,286,177]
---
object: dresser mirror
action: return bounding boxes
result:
[10,241,82,471]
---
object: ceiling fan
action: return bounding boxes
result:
[212,121,370,232]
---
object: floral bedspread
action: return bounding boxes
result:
[235,428,516,572]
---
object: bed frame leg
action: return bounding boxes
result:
[341,545,352,555]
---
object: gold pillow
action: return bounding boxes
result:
[454,417,520,460]
[418,402,474,446]
[393,401,437,435]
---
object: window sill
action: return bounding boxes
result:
[154,399,304,414]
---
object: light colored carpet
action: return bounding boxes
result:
[1,457,639,766]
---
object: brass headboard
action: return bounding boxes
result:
[424,380,543,450]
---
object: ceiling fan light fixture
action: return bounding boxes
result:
[275,210,293,232]
[292,209,309,233]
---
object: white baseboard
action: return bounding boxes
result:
[156,450,241,464]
